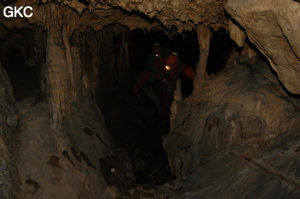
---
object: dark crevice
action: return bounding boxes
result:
[207,28,234,75]
[101,28,237,188]
[100,30,202,187]
[3,49,41,102]
[1,29,43,102]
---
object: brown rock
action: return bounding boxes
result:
[225,0,300,94]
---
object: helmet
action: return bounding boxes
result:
[152,43,162,57]
[165,53,179,71]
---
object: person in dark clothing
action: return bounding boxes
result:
[160,52,195,116]
[130,43,172,95]
[130,45,195,118]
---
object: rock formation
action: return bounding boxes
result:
[225,0,300,94]
[0,0,300,198]
[164,56,300,198]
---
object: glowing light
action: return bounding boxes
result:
[165,65,171,71]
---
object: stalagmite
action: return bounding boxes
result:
[170,79,182,131]
[46,26,72,122]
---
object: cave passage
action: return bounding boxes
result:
[0,25,236,191]
[1,30,42,102]
[1,1,300,198]
[101,30,202,186]
[3,47,41,102]
[103,28,235,187]
[0,27,235,188]
[127,29,199,98]
[207,28,234,75]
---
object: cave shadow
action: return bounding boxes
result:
[104,30,202,186]
[108,28,237,186]
[207,28,234,75]
[1,33,42,102]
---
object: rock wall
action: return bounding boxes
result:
[0,6,120,198]
[0,63,18,199]
[15,96,115,198]
[0,28,118,198]
[164,56,300,197]
[79,27,115,118]
[91,0,226,32]
[225,0,300,94]
[0,0,227,36]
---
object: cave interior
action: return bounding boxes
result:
[0,0,300,198]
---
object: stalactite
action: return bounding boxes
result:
[192,24,211,95]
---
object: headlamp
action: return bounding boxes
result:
[165,65,172,71]
[155,53,159,57]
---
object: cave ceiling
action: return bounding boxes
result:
[0,0,227,35]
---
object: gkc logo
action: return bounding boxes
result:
[3,6,33,18]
